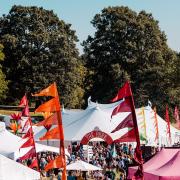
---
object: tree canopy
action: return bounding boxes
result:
[0,44,8,102]
[0,5,86,108]
[83,6,179,115]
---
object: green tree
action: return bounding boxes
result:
[0,44,8,102]
[83,6,178,115]
[0,5,86,108]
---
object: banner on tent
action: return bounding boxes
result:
[80,130,113,145]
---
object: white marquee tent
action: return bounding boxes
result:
[0,122,70,160]
[0,153,40,180]
[33,98,180,146]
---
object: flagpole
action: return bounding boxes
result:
[128,87,143,179]
[55,83,67,180]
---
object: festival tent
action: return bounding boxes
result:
[0,122,69,159]
[33,99,180,146]
[33,99,129,142]
[0,153,40,180]
[66,160,102,171]
[128,148,180,180]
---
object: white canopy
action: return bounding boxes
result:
[0,122,69,160]
[33,99,180,146]
[0,153,40,180]
[66,160,102,171]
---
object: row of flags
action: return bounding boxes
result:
[9,83,66,179]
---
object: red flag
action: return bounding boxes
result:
[111,113,133,133]
[114,128,136,143]
[29,159,38,169]
[44,155,65,171]
[165,105,171,143]
[35,97,60,113]
[22,128,33,139]
[111,81,132,102]
[22,105,30,117]
[19,95,28,106]
[111,82,143,179]
[19,148,36,160]
[111,98,131,118]
[32,83,58,97]
[20,137,34,148]
[22,118,30,132]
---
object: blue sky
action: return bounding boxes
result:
[0,0,180,54]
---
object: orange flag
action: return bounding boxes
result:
[44,155,65,171]
[35,112,58,126]
[29,159,38,169]
[32,83,58,97]
[35,98,60,113]
[39,126,64,140]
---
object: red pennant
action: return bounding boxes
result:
[22,128,33,139]
[22,106,30,117]
[111,113,133,133]
[22,118,30,132]
[19,95,28,106]
[19,148,36,160]
[111,98,131,118]
[20,137,34,148]
[111,81,132,102]
[114,128,136,143]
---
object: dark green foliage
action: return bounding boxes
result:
[83,6,179,116]
[0,5,86,108]
[0,44,8,101]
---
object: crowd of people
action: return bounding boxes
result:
[19,142,159,179]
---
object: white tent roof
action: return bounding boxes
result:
[32,99,180,146]
[66,160,102,171]
[0,122,69,160]
[0,153,40,180]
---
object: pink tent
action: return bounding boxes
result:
[128,148,180,180]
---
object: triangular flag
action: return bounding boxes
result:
[35,98,60,112]
[19,148,36,160]
[111,113,133,133]
[19,95,28,106]
[114,128,136,143]
[32,83,58,97]
[111,81,132,102]
[39,126,64,140]
[35,112,58,126]
[22,105,30,117]
[111,98,131,118]
[44,155,65,171]
[20,137,34,148]
[29,159,38,169]
[22,128,33,139]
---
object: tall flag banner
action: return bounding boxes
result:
[165,105,171,145]
[33,83,67,180]
[153,107,159,143]
[174,106,180,128]
[111,82,143,179]
[18,95,39,170]
[137,107,147,143]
